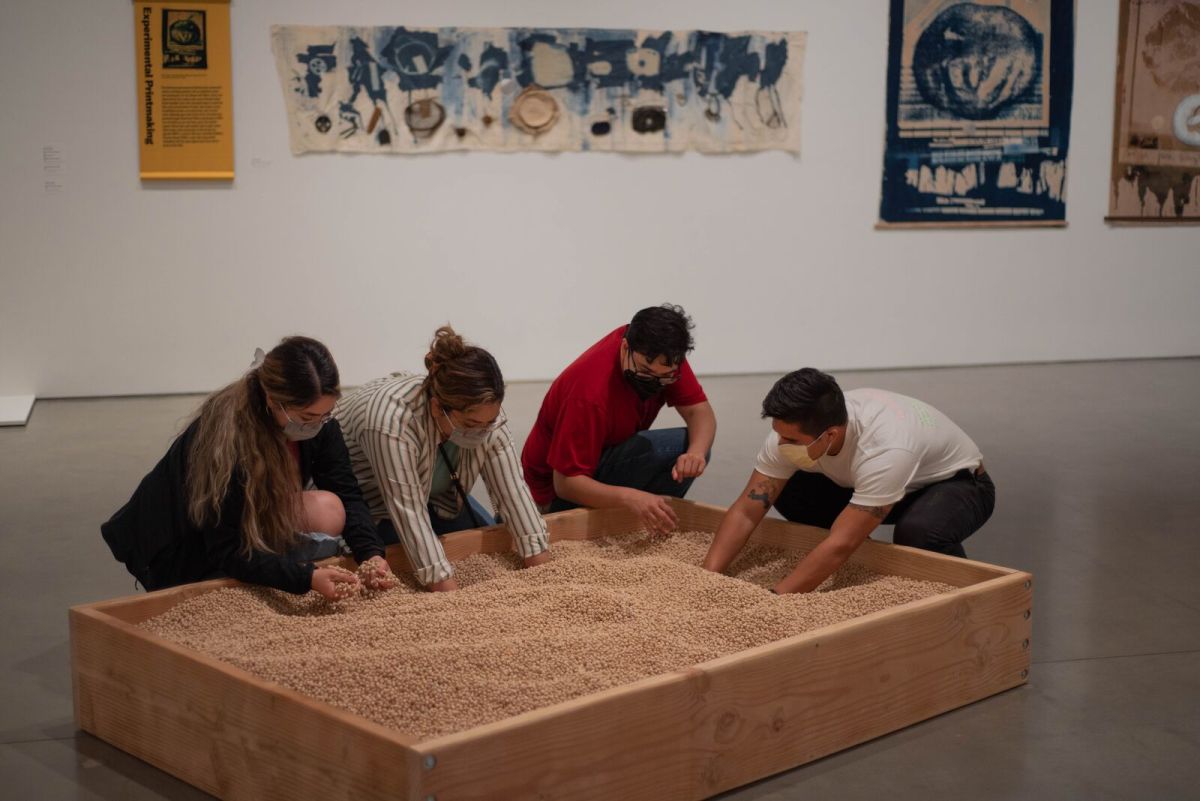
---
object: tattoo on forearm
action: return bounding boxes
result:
[747,478,783,511]
[848,502,889,519]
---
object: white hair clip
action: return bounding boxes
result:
[250,347,266,370]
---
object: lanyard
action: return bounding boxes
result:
[437,442,484,528]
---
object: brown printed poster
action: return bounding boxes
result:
[1109,1,1200,221]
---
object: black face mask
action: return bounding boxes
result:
[623,369,664,400]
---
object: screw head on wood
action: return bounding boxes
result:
[1020,668,1029,679]
[1023,610,1031,619]
[1022,639,1030,650]
[423,755,436,770]
[1024,579,1031,589]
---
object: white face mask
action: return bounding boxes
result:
[442,408,491,450]
[779,430,831,469]
[278,404,328,441]
[283,418,324,441]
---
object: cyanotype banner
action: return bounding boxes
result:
[878,1,1075,226]
[271,25,805,154]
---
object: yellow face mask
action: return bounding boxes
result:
[779,430,831,469]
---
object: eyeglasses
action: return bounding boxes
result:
[626,352,680,386]
[445,406,507,432]
[281,405,334,425]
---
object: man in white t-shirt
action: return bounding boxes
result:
[702,368,995,594]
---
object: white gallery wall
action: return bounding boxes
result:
[1,0,1197,399]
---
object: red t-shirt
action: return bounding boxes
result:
[521,325,708,505]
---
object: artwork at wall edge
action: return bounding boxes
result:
[1107,0,1200,222]
[270,25,806,155]
[877,0,1076,228]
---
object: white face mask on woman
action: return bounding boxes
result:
[441,408,498,450]
[779,430,832,469]
[279,405,328,441]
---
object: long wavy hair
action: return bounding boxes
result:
[186,336,340,556]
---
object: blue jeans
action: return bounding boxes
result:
[549,427,702,512]
[289,532,344,561]
[376,495,496,544]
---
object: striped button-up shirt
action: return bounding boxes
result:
[336,373,549,585]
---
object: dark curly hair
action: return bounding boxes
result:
[625,304,695,366]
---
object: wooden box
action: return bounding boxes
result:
[71,499,1032,800]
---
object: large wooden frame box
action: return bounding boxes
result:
[71,500,1032,800]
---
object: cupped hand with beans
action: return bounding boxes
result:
[311,565,361,600]
[357,555,399,591]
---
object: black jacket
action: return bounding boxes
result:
[101,418,385,594]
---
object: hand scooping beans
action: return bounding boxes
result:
[311,565,360,601]
[357,555,398,591]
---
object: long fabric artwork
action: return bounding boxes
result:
[270,26,805,155]
[1108,1,1200,221]
[877,1,1075,227]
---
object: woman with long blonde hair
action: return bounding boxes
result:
[102,336,396,598]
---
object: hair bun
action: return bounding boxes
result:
[424,325,467,372]
[421,325,505,409]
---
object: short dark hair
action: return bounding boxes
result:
[761,368,847,436]
[625,304,695,366]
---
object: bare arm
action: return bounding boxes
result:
[554,470,634,509]
[673,401,717,479]
[553,471,678,533]
[773,502,891,594]
[702,470,786,574]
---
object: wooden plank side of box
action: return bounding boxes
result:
[410,571,1031,801]
[70,604,421,801]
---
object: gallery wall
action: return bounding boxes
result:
[1,0,1197,399]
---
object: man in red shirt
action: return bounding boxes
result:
[522,304,717,533]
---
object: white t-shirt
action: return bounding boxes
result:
[755,388,984,507]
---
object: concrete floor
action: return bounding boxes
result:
[2,359,1199,799]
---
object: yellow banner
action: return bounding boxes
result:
[134,0,234,180]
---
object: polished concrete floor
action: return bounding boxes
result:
[2,359,1199,799]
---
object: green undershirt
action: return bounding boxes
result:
[430,440,460,500]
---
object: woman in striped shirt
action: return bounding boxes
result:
[336,326,551,591]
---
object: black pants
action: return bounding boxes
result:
[548,427,699,513]
[773,468,996,557]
